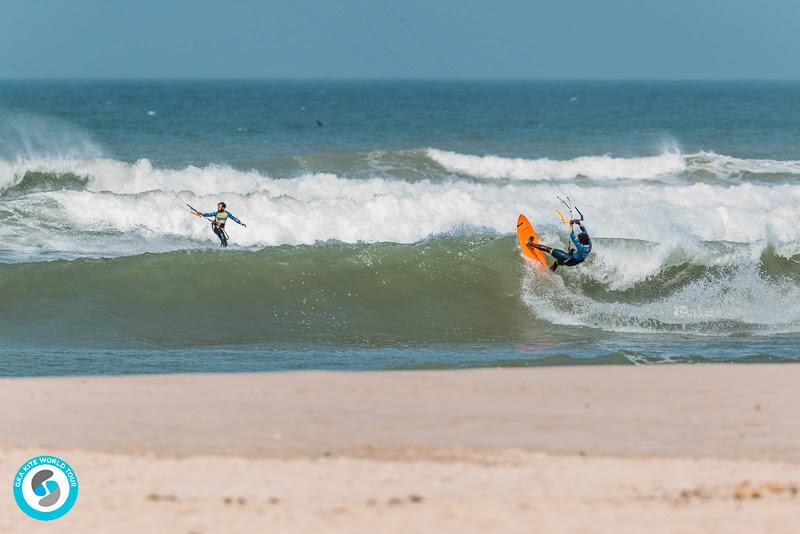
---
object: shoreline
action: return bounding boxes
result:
[2,364,799,532]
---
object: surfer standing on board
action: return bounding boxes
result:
[527,219,592,272]
[189,202,247,247]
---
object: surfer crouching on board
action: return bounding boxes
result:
[527,220,592,272]
[191,202,247,247]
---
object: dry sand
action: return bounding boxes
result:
[1,364,799,533]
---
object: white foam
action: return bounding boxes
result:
[522,262,800,335]
[0,157,275,196]
[686,151,800,177]
[427,148,800,182]
[3,161,800,249]
[426,148,687,181]
[3,154,799,336]
[2,153,800,295]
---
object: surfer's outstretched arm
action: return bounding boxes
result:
[226,212,247,228]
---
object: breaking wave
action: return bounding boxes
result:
[2,154,800,262]
[426,148,800,182]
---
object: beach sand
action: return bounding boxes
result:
[1,364,799,533]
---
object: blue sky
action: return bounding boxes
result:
[1,0,799,79]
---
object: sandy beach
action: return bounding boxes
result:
[2,364,799,533]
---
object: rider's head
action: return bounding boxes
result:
[577,232,590,246]
[217,202,226,211]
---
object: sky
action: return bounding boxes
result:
[1,0,799,80]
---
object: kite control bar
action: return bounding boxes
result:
[572,206,584,224]
[555,197,584,225]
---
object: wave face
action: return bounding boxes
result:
[2,238,800,350]
[0,238,531,346]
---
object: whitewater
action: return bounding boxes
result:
[3,149,800,256]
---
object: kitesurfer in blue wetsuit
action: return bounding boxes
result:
[527,220,592,272]
[192,202,247,247]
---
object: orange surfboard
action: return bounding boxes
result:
[516,214,548,267]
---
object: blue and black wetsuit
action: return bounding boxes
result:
[201,210,244,247]
[530,224,592,272]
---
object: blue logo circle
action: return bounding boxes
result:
[12,455,78,521]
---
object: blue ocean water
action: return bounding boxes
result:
[5,80,800,165]
[1,80,800,376]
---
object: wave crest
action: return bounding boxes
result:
[427,148,800,182]
[427,148,686,181]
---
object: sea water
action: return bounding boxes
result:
[1,80,799,376]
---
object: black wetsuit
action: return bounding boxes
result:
[212,222,228,247]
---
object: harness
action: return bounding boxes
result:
[213,211,230,227]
